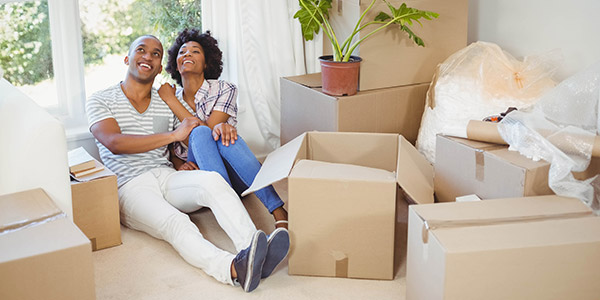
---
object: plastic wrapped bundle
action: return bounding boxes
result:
[498,62,600,213]
[416,41,559,163]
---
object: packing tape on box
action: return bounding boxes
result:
[474,145,505,182]
[331,250,348,278]
[420,210,593,244]
[0,212,67,236]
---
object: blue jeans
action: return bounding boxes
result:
[187,126,284,213]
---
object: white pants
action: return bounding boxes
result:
[118,167,257,285]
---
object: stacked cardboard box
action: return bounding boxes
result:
[281,0,468,144]
[71,172,122,251]
[0,188,95,300]
[243,131,434,279]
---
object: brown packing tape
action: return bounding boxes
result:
[474,144,506,182]
[331,250,348,278]
[420,210,593,244]
[466,120,600,157]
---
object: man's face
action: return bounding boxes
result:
[124,36,163,84]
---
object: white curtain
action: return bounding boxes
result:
[202,0,321,157]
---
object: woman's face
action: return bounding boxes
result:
[176,41,206,77]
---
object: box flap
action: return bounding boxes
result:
[242,133,307,196]
[414,195,591,224]
[284,73,322,88]
[0,188,63,233]
[397,136,434,204]
[290,159,396,182]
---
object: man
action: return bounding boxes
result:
[86,35,288,292]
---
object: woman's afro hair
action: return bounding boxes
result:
[165,29,223,86]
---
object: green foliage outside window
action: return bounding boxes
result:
[0,0,202,86]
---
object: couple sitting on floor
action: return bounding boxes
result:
[86,29,288,292]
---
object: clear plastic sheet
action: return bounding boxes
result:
[498,62,600,213]
[416,41,559,163]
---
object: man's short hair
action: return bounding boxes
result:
[128,35,162,56]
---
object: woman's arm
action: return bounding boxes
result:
[158,83,205,124]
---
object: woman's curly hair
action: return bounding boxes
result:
[165,29,223,86]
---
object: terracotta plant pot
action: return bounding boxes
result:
[319,55,362,96]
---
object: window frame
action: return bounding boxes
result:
[1,0,88,134]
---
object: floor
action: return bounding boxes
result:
[92,180,407,300]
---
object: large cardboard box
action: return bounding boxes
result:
[0,188,95,300]
[243,131,434,279]
[406,196,600,300]
[71,174,121,251]
[281,73,429,145]
[324,0,468,91]
[434,135,553,202]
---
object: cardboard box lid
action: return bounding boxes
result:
[413,195,595,250]
[284,73,322,88]
[243,132,434,204]
[0,188,63,233]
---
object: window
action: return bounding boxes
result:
[0,0,59,110]
[0,0,201,135]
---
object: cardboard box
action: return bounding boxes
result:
[324,0,468,91]
[434,135,553,202]
[243,131,434,279]
[71,174,122,251]
[280,73,429,145]
[0,188,95,300]
[406,196,600,300]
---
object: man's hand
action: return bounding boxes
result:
[173,117,201,142]
[177,161,199,171]
[212,123,238,146]
[158,83,177,104]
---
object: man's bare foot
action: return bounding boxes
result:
[272,206,288,229]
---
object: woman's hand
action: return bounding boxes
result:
[212,123,238,146]
[178,161,199,171]
[158,83,177,104]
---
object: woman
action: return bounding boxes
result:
[159,29,288,229]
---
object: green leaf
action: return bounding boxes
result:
[294,0,332,41]
[374,12,391,22]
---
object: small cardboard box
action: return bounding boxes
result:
[243,131,434,279]
[434,135,553,202]
[324,0,468,91]
[0,188,95,300]
[280,73,429,145]
[406,196,600,300]
[71,174,122,251]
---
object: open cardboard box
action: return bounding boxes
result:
[243,131,433,279]
[406,195,600,299]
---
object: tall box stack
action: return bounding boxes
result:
[281,0,468,144]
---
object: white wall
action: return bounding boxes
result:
[468,0,600,80]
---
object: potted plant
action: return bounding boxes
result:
[294,0,438,96]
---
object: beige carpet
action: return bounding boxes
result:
[92,180,406,299]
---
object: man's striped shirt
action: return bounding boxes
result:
[86,83,175,187]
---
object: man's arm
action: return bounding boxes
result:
[90,117,201,154]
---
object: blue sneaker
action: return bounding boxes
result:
[233,230,268,292]
[261,228,290,278]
